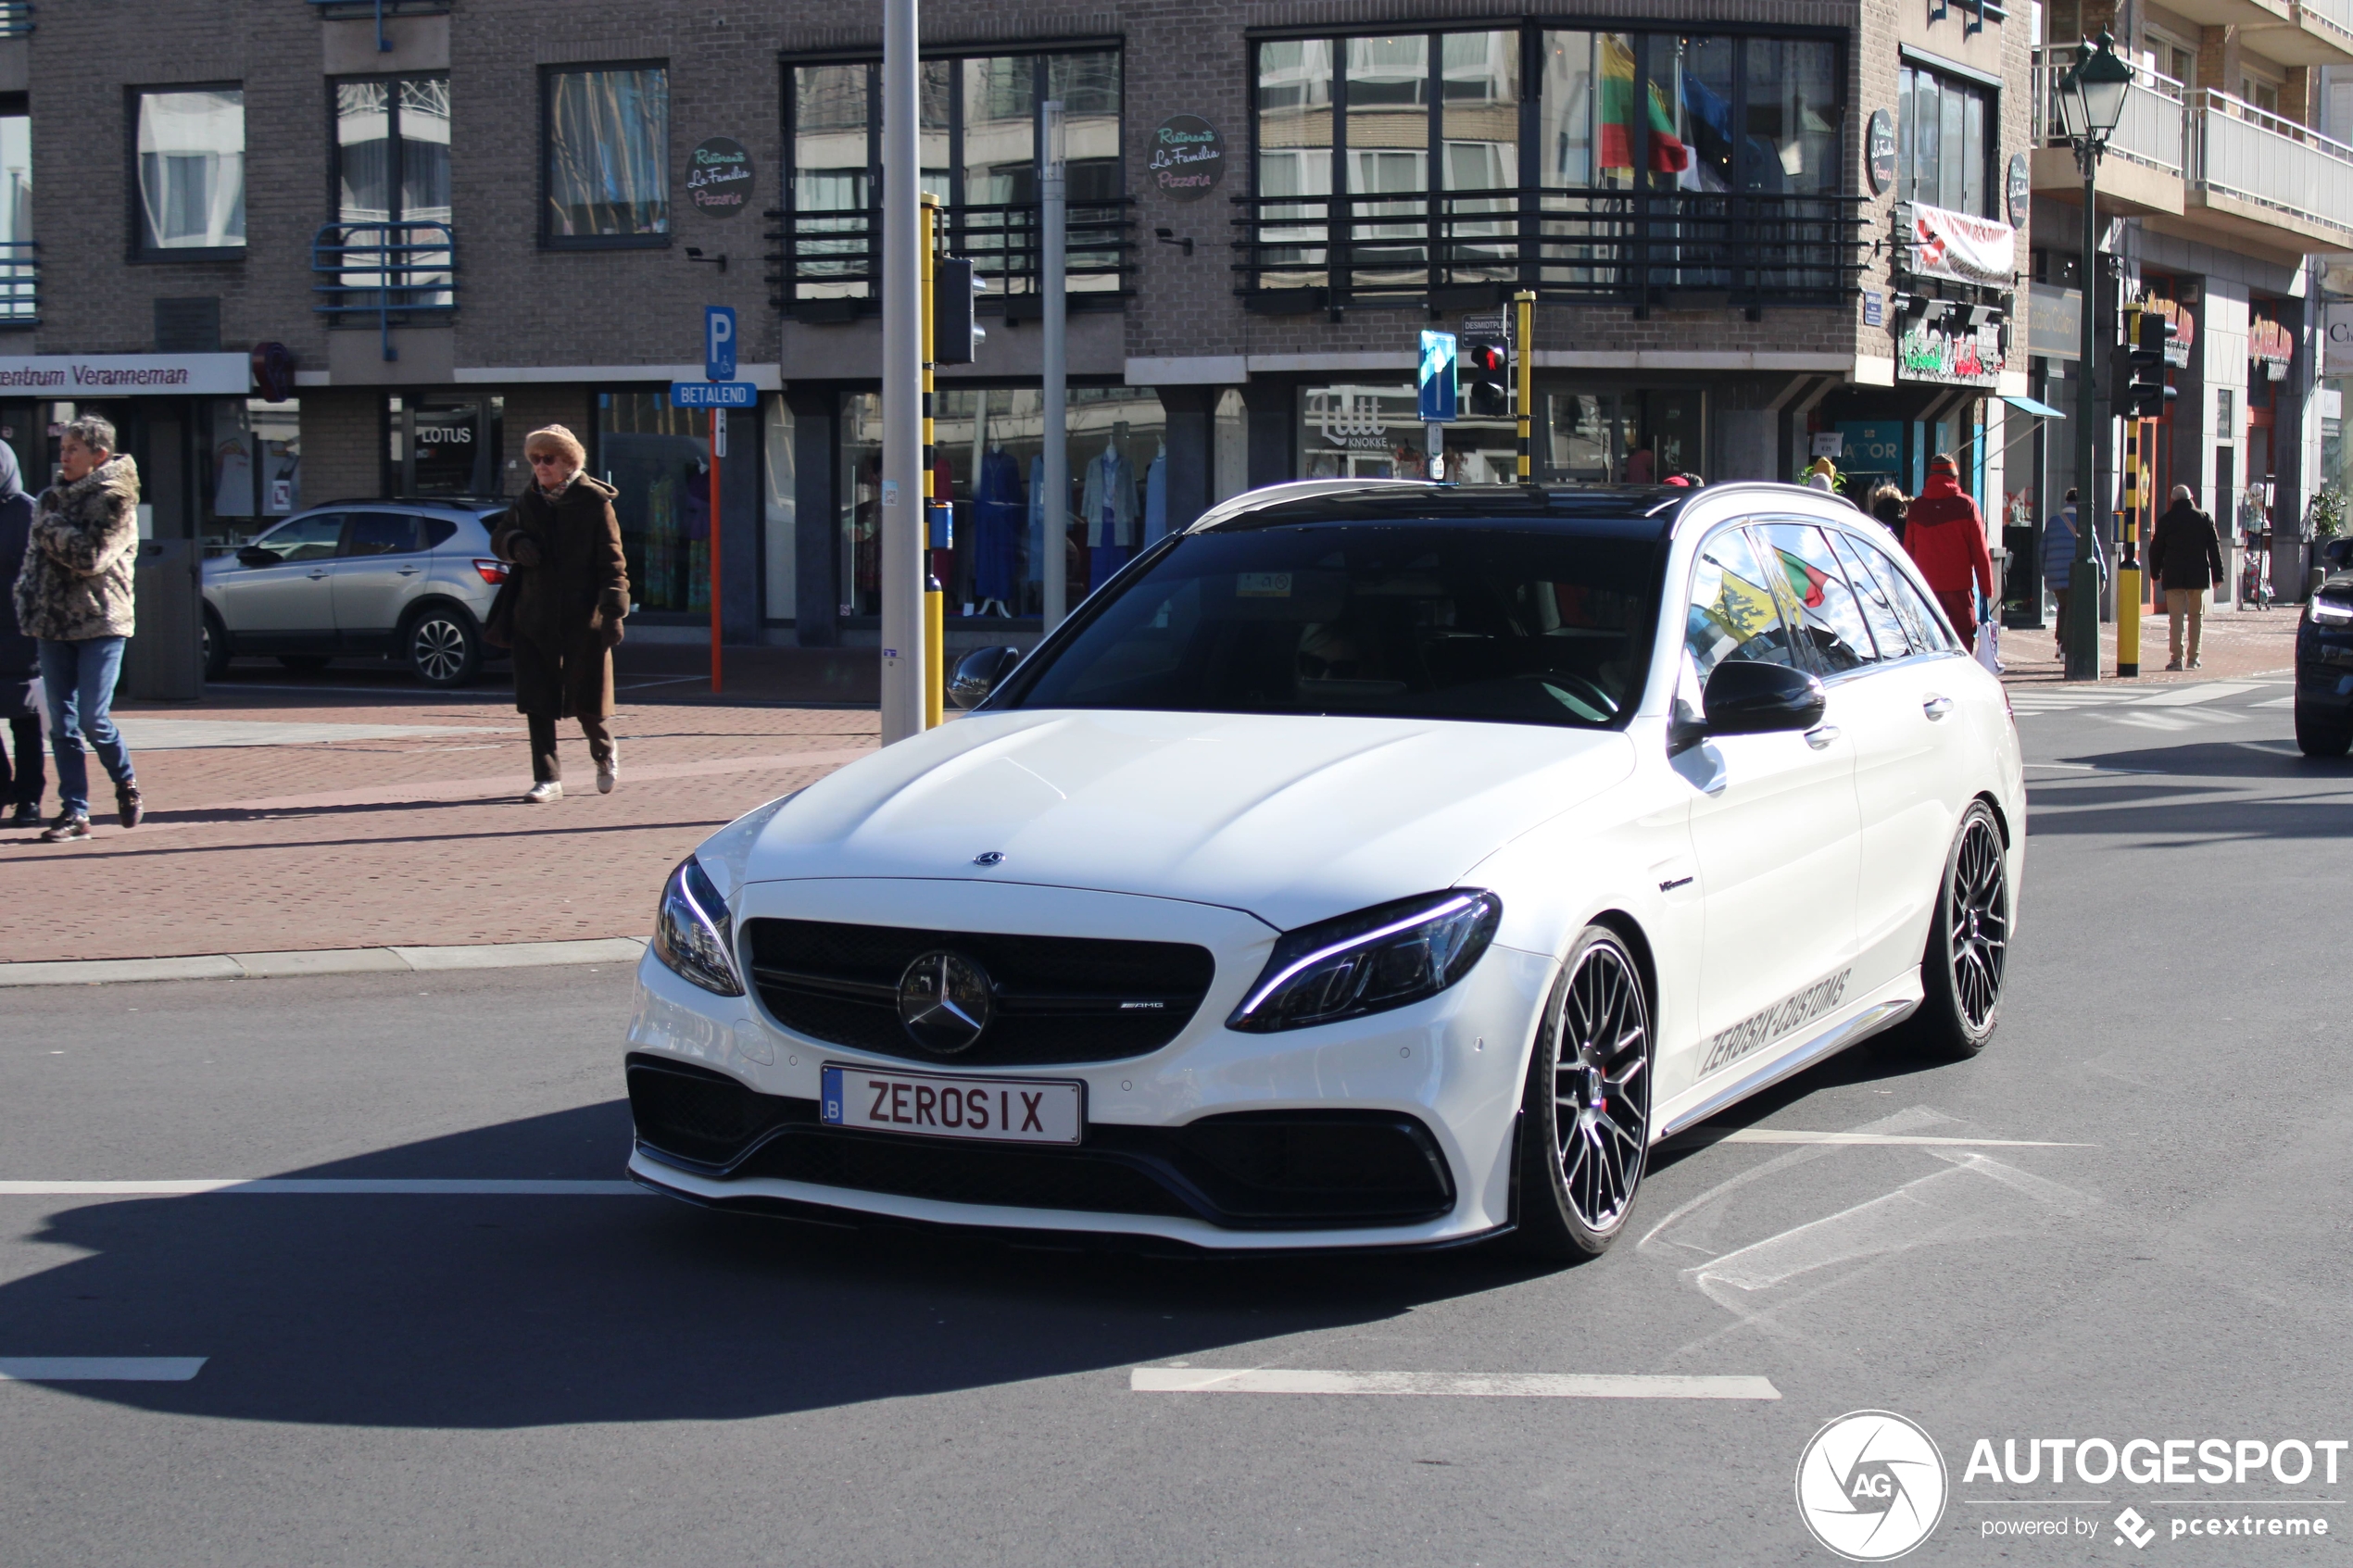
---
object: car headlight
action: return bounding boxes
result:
[1227,890,1502,1034]
[650,856,744,997]
[2310,595,2353,625]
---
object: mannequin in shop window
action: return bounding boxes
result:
[974,440,1021,615]
[1083,423,1139,587]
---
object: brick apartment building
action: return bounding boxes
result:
[0,0,2045,651]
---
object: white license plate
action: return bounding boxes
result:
[821,1064,1085,1146]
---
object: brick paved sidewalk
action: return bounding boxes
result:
[1,686,878,965]
[1995,599,2300,686]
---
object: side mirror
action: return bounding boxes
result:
[235,546,276,569]
[2324,538,2353,570]
[949,645,1024,709]
[1701,660,1827,736]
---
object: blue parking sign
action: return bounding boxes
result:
[706,306,736,382]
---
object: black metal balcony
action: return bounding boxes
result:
[764,198,1137,319]
[311,220,456,361]
[0,241,35,326]
[1233,187,1868,318]
[0,3,31,38]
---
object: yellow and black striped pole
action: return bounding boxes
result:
[1514,290,1536,484]
[920,194,945,728]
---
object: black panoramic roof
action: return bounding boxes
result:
[1202,482,1692,536]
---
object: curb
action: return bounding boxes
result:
[0,936,648,988]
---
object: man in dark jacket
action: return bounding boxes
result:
[1902,454,1996,652]
[0,439,42,824]
[2145,484,2225,671]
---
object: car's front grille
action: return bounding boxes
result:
[743,917,1216,1066]
[626,1054,1454,1230]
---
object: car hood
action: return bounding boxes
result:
[739,709,1634,931]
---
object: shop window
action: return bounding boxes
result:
[543,64,669,245]
[838,386,1165,619]
[1541,389,1704,482]
[133,87,246,256]
[385,393,501,497]
[205,397,302,549]
[763,395,795,623]
[598,391,709,613]
[1897,64,1993,217]
[1214,390,1249,505]
[1300,383,1522,483]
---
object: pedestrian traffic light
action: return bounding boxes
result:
[1464,332,1511,418]
[2124,304,2177,419]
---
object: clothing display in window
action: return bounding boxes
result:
[929,454,957,589]
[973,445,1023,605]
[1143,444,1168,544]
[1082,445,1138,547]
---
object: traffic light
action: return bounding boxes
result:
[934,257,985,364]
[2124,304,2177,419]
[1463,332,1510,418]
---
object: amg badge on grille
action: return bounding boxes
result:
[897,950,995,1054]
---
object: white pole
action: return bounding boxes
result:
[879,0,925,742]
[1040,100,1068,631]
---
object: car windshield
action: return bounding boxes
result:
[997,521,1665,730]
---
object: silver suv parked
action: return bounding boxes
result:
[201,499,510,687]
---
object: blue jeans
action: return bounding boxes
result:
[37,636,134,817]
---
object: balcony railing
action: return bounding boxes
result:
[1234,187,1868,314]
[2031,51,2186,176]
[2189,89,2353,241]
[766,198,1138,316]
[310,220,456,361]
[0,241,33,325]
[0,3,31,38]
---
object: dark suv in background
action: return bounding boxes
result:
[201,498,511,687]
[2296,537,2353,756]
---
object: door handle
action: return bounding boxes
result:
[1922,696,1954,721]
[1805,723,1841,750]
[396,566,422,576]
[307,569,329,580]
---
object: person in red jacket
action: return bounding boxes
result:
[1901,453,1997,652]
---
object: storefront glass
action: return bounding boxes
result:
[763,395,795,623]
[385,393,501,496]
[598,391,710,615]
[1542,388,1703,481]
[207,397,302,546]
[839,386,1167,618]
[1298,385,1518,483]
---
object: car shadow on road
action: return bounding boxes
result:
[0,1101,1566,1428]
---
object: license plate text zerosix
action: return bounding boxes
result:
[868,1078,1045,1134]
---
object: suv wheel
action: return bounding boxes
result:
[405,606,482,687]
[202,608,232,681]
[2294,700,2352,758]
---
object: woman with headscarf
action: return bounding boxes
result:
[490,425,629,803]
[0,439,44,824]
[1901,453,1997,652]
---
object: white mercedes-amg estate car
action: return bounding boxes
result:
[623,479,2023,1260]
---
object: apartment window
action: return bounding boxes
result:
[543,64,670,245]
[133,87,246,255]
[0,95,28,322]
[336,75,451,229]
[1897,64,1993,216]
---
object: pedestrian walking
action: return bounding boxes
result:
[1867,483,1907,537]
[2146,483,2225,671]
[491,424,629,803]
[0,439,44,824]
[2039,487,2105,660]
[1900,453,1996,653]
[12,415,141,841]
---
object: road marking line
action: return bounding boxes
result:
[0,1180,646,1196]
[2127,682,2259,707]
[1129,1368,1780,1399]
[0,937,648,987]
[2254,696,2298,708]
[0,1358,207,1382]
[1699,1130,2093,1148]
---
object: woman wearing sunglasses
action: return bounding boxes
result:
[490,424,630,803]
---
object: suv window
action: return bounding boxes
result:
[252,513,344,562]
[1754,521,1878,673]
[1685,525,1799,686]
[1844,529,1956,654]
[343,511,426,557]
[423,518,459,549]
[1826,528,1915,659]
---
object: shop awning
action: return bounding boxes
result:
[2001,394,2068,420]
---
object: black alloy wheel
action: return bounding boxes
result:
[2294,700,2353,758]
[1910,801,2008,1060]
[1513,926,1653,1263]
[405,608,481,687]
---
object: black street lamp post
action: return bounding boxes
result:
[2056,31,2135,682]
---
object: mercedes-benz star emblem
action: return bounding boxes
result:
[897,950,994,1055]
[973,851,1004,866]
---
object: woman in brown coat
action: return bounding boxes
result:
[491,425,629,802]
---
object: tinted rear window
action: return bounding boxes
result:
[997,523,1665,730]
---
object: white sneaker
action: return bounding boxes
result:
[597,752,618,794]
[523,780,562,804]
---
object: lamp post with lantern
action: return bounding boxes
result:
[2055,31,2135,681]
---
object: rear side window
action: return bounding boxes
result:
[1847,531,1957,653]
[1753,521,1877,673]
[343,511,426,557]
[1826,528,1915,659]
[1685,525,1800,685]
[423,519,459,548]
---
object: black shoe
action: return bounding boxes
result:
[40,813,90,843]
[116,783,143,829]
[7,800,36,825]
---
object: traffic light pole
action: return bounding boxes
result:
[921,194,945,729]
[1514,291,1535,484]
[2119,405,2142,677]
[2066,142,2103,683]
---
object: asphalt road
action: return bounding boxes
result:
[2,676,2346,1567]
